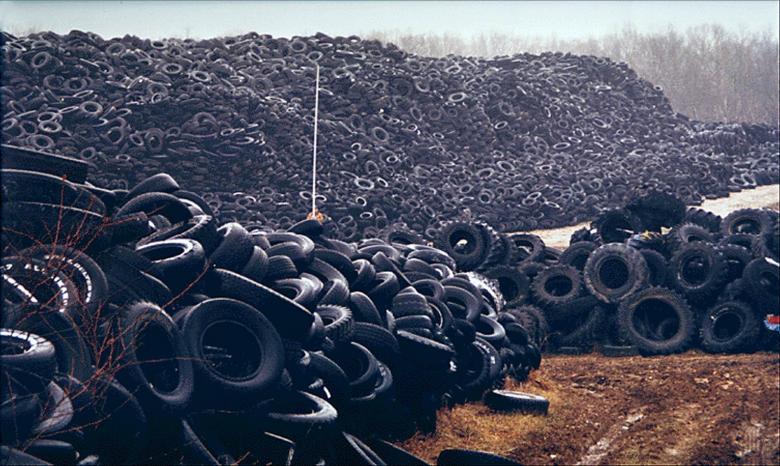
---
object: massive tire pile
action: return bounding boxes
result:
[2,30,779,240]
[434,194,780,356]
[1,149,541,465]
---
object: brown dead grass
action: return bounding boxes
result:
[399,352,780,465]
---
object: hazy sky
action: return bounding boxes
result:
[1,1,778,40]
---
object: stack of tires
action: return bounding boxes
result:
[1,148,543,465]
[434,193,780,356]
[2,30,778,240]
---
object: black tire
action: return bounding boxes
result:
[99,254,173,307]
[241,246,269,283]
[173,190,216,218]
[367,272,401,312]
[272,277,319,309]
[337,432,386,466]
[455,339,493,399]
[684,207,722,233]
[136,238,207,293]
[350,291,384,325]
[395,314,434,330]
[126,173,180,199]
[87,376,148,465]
[17,245,109,321]
[1,143,89,184]
[262,390,338,438]
[484,266,529,306]
[721,208,774,237]
[320,279,351,306]
[531,264,582,308]
[507,305,549,348]
[618,287,696,355]
[327,342,380,398]
[437,448,520,466]
[315,249,358,284]
[309,352,351,405]
[625,190,686,231]
[0,329,56,393]
[112,301,194,412]
[115,192,191,224]
[32,381,73,436]
[2,256,82,316]
[396,330,454,368]
[391,290,432,319]
[2,169,105,215]
[718,233,755,251]
[411,278,445,302]
[557,305,607,349]
[12,308,93,382]
[371,251,412,289]
[24,439,77,465]
[435,222,489,271]
[209,222,254,272]
[407,245,457,271]
[591,208,642,244]
[351,322,401,366]
[316,304,354,343]
[105,211,153,245]
[639,249,669,286]
[742,258,779,311]
[0,388,43,447]
[177,298,284,407]
[584,243,648,303]
[138,215,221,255]
[506,233,545,265]
[267,242,310,271]
[265,255,299,281]
[559,241,597,271]
[666,222,714,252]
[442,285,481,322]
[669,242,728,301]
[289,218,325,238]
[700,300,761,353]
[569,227,594,244]
[203,268,313,340]
[483,389,549,415]
[0,446,51,466]
[474,315,506,346]
[754,221,779,261]
[2,201,104,249]
[717,244,753,283]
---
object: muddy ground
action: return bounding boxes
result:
[400,352,780,465]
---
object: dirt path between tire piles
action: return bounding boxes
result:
[523,184,780,250]
[399,352,780,465]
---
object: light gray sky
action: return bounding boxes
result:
[1,1,778,41]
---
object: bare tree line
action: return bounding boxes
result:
[367,25,779,125]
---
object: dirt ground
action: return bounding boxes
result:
[400,352,780,465]
[525,184,780,249]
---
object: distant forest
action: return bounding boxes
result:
[368,25,779,125]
